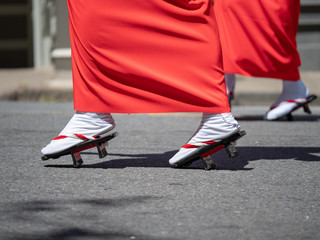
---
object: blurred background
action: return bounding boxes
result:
[0,0,319,104]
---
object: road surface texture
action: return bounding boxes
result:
[0,101,319,240]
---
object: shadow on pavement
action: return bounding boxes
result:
[214,146,320,170]
[44,146,320,171]
[234,114,320,121]
[0,196,176,240]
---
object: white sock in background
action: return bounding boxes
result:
[265,79,309,120]
[272,79,309,106]
[225,73,236,97]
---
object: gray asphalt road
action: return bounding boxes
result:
[0,101,319,240]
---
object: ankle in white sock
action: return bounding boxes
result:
[225,73,236,97]
[264,79,309,120]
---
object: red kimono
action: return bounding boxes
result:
[67,0,230,113]
[215,0,301,81]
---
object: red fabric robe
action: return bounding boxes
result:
[215,0,301,80]
[67,0,230,113]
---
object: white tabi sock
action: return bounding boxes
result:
[169,113,240,166]
[41,111,115,155]
[265,79,309,120]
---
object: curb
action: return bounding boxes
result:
[1,88,319,106]
[0,88,73,102]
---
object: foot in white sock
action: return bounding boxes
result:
[225,73,236,104]
[169,113,240,167]
[41,111,115,155]
[264,79,309,120]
